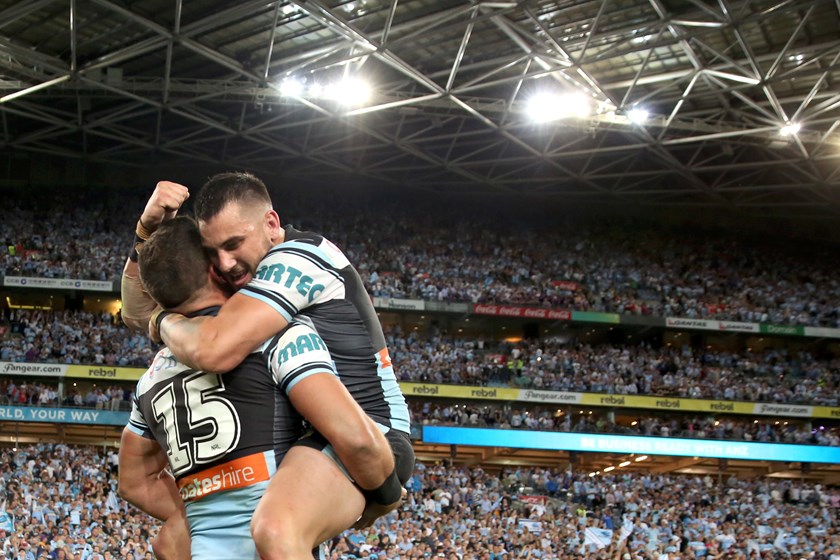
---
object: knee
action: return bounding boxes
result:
[251,514,306,560]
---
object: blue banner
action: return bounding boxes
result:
[0,406,128,426]
[0,510,12,533]
[422,427,840,463]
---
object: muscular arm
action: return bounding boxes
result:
[121,258,159,332]
[118,428,184,522]
[287,373,394,491]
[159,292,287,373]
[121,181,189,331]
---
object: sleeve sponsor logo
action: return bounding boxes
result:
[274,331,328,366]
[254,263,325,302]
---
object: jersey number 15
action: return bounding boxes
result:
[151,372,241,476]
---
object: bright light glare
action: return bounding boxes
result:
[603,466,615,472]
[631,34,654,44]
[635,455,648,462]
[526,92,590,122]
[308,83,324,98]
[619,461,632,467]
[627,108,649,124]
[325,78,371,105]
[278,78,304,97]
[780,123,801,136]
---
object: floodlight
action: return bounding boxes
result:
[627,107,649,124]
[278,77,304,97]
[780,123,800,136]
[334,77,371,106]
[526,92,590,123]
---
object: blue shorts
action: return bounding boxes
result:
[182,450,327,560]
[183,450,275,560]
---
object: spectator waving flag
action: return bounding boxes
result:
[619,518,634,543]
[584,527,614,549]
[0,499,13,533]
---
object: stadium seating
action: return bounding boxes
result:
[1,444,837,559]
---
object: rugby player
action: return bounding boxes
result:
[120,217,398,560]
[123,175,415,558]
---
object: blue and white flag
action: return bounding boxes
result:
[0,500,13,533]
[584,527,614,550]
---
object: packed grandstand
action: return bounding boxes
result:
[0,191,837,560]
[0,195,838,327]
[1,443,838,559]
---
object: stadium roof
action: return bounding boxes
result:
[0,0,839,217]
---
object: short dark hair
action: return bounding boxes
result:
[194,171,272,222]
[138,217,209,309]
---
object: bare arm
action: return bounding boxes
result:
[287,372,394,490]
[118,428,185,522]
[121,181,189,331]
[121,259,159,332]
[159,292,288,373]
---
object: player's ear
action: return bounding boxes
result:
[265,209,281,234]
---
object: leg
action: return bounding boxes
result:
[153,510,191,560]
[251,446,365,560]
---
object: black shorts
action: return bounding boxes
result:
[295,427,416,485]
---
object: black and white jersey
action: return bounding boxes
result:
[128,308,305,482]
[263,320,340,397]
[241,225,410,434]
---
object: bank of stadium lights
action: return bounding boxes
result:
[526,92,591,123]
[627,107,649,124]
[274,76,372,106]
[780,122,801,136]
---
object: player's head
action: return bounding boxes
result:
[138,217,213,311]
[194,171,280,290]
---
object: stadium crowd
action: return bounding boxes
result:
[388,331,840,406]
[0,444,838,559]
[0,443,155,559]
[0,379,130,411]
[409,401,840,447]
[0,199,839,327]
[0,310,837,406]
[0,310,155,367]
[335,462,840,560]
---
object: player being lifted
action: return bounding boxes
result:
[122,176,414,559]
[119,217,400,560]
